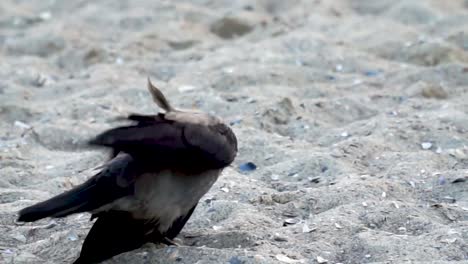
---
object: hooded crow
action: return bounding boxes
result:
[17,78,238,263]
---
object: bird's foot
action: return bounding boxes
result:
[162,237,181,247]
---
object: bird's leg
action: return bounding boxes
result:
[161,237,180,247]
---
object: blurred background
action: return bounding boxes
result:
[1,0,467,263]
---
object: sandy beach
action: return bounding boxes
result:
[0,0,467,263]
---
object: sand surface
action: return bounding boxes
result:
[1,0,467,263]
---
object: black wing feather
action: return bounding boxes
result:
[18,154,138,222]
[89,115,237,169]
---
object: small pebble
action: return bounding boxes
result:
[365,254,371,258]
[316,256,328,263]
[362,202,368,207]
[228,256,243,264]
[39,11,52,21]
[229,119,242,126]
[382,191,387,198]
[11,233,27,243]
[220,187,229,193]
[239,162,257,172]
[44,220,57,229]
[115,57,124,65]
[212,225,222,231]
[273,233,288,242]
[308,177,320,183]
[275,254,303,263]
[421,142,432,150]
[14,120,31,129]
[283,218,299,226]
[67,232,78,241]
[335,223,343,229]
[178,85,197,93]
[364,70,379,77]
[302,223,316,233]
[443,238,457,244]
[335,64,343,72]
[340,131,349,137]
[438,176,446,185]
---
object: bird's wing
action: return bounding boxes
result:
[18,153,139,222]
[89,115,237,169]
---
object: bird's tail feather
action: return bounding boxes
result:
[17,182,94,222]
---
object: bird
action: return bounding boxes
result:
[17,78,238,263]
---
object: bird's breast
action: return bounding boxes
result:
[109,168,221,233]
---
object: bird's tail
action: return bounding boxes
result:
[18,182,94,222]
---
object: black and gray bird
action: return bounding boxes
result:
[17,78,238,263]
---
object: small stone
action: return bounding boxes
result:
[14,120,31,129]
[259,194,274,205]
[115,57,124,65]
[67,232,78,241]
[283,218,299,226]
[229,256,243,264]
[421,142,432,150]
[220,187,229,193]
[210,17,253,39]
[308,177,320,183]
[302,223,316,233]
[362,202,368,207]
[335,64,343,72]
[212,225,222,231]
[421,83,448,99]
[11,233,27,243]
[443,238,457,244]
[449,148,468,160]
[229,119,242,126]
[32,73,49,87]
[340,131,349,137]
[398,227,406,233]
[365,254,371,258]
[273,233,288,242]
[270,174,280,181]
[275,254,303,263]
[39,11,52,21]
[335,223,343,229]
[178,85,197,92]
[363,70,379,77]
[317,256,328,263]
[239,162,257,172]
[438,176,446,185]
[44,220,57,229]
[382,191,387,198]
